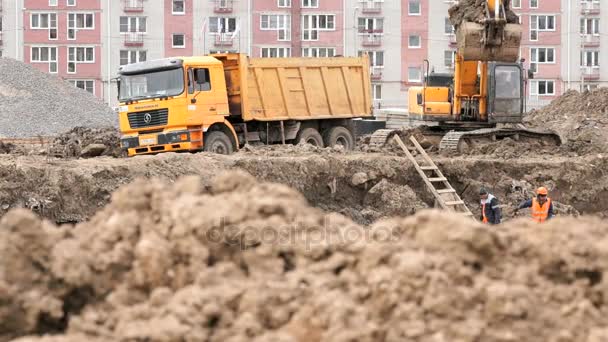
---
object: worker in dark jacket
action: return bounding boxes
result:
[516,186,554,223]
[480,187,501,224]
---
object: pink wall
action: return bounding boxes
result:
[401,0,428,87]
[164,0,193,57]
[24,0,101,10]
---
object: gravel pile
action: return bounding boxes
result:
[0,58,117,138]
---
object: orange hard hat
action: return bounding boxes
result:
[537,187,548,196]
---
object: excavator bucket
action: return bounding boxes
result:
[457,21,522,63]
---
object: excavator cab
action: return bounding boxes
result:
[487,63,524,123]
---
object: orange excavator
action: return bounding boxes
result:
[371,0,561,151]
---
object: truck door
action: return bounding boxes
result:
[488,63,524,124]
[188,67,218,117]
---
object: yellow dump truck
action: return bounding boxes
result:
[117,53,372,156]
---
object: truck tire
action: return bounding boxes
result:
[295,128,324,147]
[323,126,355,150]
[204,131,234,155]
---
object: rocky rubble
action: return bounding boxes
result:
[2,171,608,342]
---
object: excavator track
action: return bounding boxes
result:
[439,127,563,152]
[368,129,399,149]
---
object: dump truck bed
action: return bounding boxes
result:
[213,53,373,122]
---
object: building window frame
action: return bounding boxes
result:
[408,0,421,16]
[172,0,186,15]
[68,79,95,94]
[530,80,555,96]
[172,33,186,48]
[261,47,291,58]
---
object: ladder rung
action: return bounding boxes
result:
[420,166,437,171]
[437,189,456,194]
[429,177,447,182]
[445,200,465,206]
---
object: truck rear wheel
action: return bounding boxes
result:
[204,131,234,155]
[323,126,355,150]
[295,128,324,147]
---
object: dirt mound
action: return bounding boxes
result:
[3,172,608,341]
[525,88,608,154]
[449,0,519,28]
[47,127,123,158]
[0,58,117,137]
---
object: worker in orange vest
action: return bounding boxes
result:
[480,187,501,224]
[515,187,554,223]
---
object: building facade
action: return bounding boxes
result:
[0,0,605,110]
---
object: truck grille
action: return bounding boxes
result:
[128,109,169,129]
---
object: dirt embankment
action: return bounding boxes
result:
[448,0,519,29]
[2,171,608,342]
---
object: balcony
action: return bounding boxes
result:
[581,1,600,15]
[370,67,383,80]
[214,33,234,47]
[124,32,144,47]
[361,2,382,14]
[123,0,144,12]
[581,34,600,47]
[361,34,382,47]
[581,66,600,81]
[215,0,234,14]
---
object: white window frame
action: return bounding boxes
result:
[30,46,58,73]
[372,84,382,101]
[120,16,147,33]
[408,34,421,48]
[530,47,555,64]
[260,14,291,41]
[302,0,319,8]
[69,79,95,94]
[261,47,291,58]
[408,66,421,82]
[408,0,421,16]
[278,0,291,8]
[359,50,384,67]
[580,18,600,35]
[530,80,555,96]
[511,0,521,8]
[209,17,238,34]
[530,0,538,9]
[358,17,384,34]
[30,13,57,29]
[49,0,58,6]
[444,50,456,67]
[172,0,185,15]
[302,15,335,41]
[67,12,95,40]
[580,50,600,67]
[120,50,147,66]
[172,33,186,48]
[302,47,336,57]
[67,0,76,6]
[444,17,455,35]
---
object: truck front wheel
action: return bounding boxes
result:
[323,126,355,150]
[295,128,324,147]
[204,131,234,155]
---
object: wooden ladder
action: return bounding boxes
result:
[394,135,474,217]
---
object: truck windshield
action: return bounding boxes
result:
[495,66,521,99]
[119,68,184,102]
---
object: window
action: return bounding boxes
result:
[172,34,185,48]
[373,84,382,101]
[120,50,147,65]
[188,68,211,93]
[209,17,237,33]
[444,50,456,67]
[49,0,57,5]
[69,80,94,94]
[444,17,454,34]
[302,15,335,41]
[302,47,335,57]
[359,50,384,67]
[278,0,291,7]
[302,0,318,8]
[511,0,521,8]
[530,0,538,9]
[67,0,76,6]
[530,80,555,96]
[530,47,555,64]
[67,46,94,73]
[68,13,94,39]
[358,18,384,33]
[580,18,600,35]
[173,0,185,14]
[31,13,57,40]
[408,66,421,82]
[530,15,555,41]
[120,16,147,33]
[408,0,421,15]
[581,50,599,67]
[260,14,291,41]
[261,47,291,58]
[30,47,57,73]
[408,34,421,48]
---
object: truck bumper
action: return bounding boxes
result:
[121,129,202,156]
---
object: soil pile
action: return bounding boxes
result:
[47,127,123,158]
[525,88,608,154]
[449,0,519,29]
[0,58,117,137]
[3,172,608,342]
